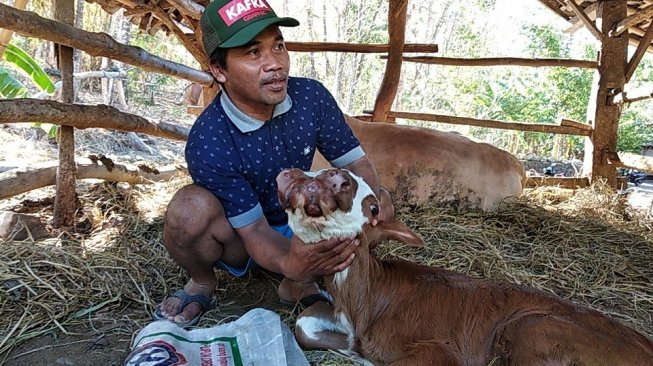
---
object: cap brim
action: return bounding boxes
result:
[219,17,299,48]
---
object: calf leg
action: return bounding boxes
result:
[294,301,350,351]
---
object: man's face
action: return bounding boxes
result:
[210,26,290,120]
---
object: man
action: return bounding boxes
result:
[154,0,386,326]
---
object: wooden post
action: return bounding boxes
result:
[583,0,628,188]
[371,0,407,122]
[53,0,76,228]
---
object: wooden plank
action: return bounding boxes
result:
[149,2,208,69]
[613,5,653,36]
[613,84,653,104]
[392,56,597,69]
[564,3,598,34]
[372,0,408,122]
[286,42,438,53]
[565,0,604,41]
[0,3,214,86]
[583,1,628,187]
[167,0,204,19]
[625,20,653,82]
[560,118,593,131]
[361,110,592,136]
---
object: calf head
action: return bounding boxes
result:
[276,168,423,248]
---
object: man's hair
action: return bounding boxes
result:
[209,47,229,70]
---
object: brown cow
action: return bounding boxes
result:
[178,82,203,106]
[312,116,525,211]
[276,168,653,366]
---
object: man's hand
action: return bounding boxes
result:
[282,234,359,282]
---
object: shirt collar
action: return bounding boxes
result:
[220,91,293,133]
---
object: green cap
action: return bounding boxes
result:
[200,0,299,56]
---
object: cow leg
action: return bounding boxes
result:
[294,301,351,351]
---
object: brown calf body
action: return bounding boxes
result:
[312,116,526,211]
[279,168,653,366]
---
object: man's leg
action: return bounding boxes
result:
[156,184,248,324]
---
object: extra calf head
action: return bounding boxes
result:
[276,168,424,248]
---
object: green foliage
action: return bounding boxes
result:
[0,67,28,98]
[3,43,55,93]
[1,43,55,99]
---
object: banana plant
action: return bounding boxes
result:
[1,42,57,136]
[1,43,55,96]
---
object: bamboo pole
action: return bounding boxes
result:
[0,3,214,86]
[389,56,598,68]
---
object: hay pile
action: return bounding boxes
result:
[1,180,652,364]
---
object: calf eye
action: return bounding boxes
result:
[370,204,379,216]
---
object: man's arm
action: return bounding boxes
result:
[235,217,358,282]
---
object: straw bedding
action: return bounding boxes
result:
[1,179,651,364]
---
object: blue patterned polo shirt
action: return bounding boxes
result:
[186,77,365,229]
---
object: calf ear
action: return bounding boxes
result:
[367,220,424,248]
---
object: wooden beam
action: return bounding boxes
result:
[372,0,408,122]
[564,3,598,34]
[565,0,604,41]
[166,0,204,19]
[613,5,653,37]
[361,110,592,136]
[613,84,653,104]
[286,42,438,53]
[0,99,190,141]
[390,56,597,69]
[52,0,76,228]
[583,1,628,188]
[625,21,653,83]
[0,3,214,86]
[627,26,653,53]
[149,2,208,69]
[0,159,186,199]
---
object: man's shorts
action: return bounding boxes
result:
[213,224,293,278]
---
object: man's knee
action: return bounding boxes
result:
[165,184,225,241]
